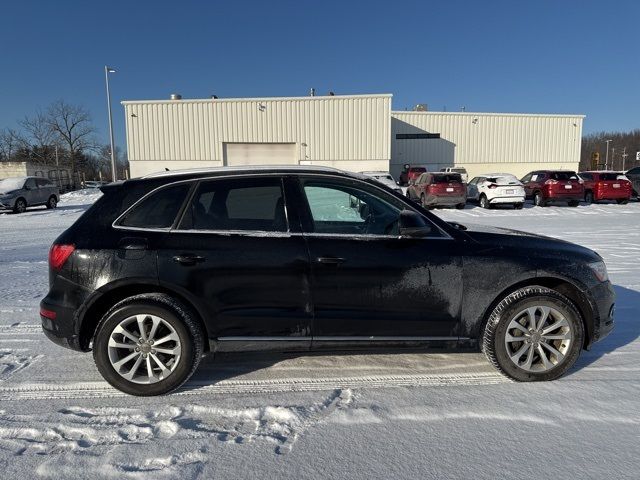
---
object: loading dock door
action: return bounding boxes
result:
[223,143,297,166]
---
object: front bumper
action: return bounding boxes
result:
[587,280,615,347]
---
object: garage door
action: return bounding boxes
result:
[223,143,297,166]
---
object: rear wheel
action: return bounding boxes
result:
[584,191,594,204]
[514,203,524,210]
[568,200,579,207]
[616,198,629,205]
[455,203,465,210]
[93,293,203,396]
[533,191,546,207]
[479,194,490,209]
[420,193,427,208]
[482,286,584,382]
[13,198,27,214]
[46,195,57,209]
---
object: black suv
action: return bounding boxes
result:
[41,166,615,395]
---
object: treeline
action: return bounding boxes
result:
[0,100,128,184]
[581,129,640,172]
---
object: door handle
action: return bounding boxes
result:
[173,254,206,266]
[316,256,346,265]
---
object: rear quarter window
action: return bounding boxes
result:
[119,183,192,229]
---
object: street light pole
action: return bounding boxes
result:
[605,139,612,170]
[105,66,117,182]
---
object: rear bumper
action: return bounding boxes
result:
[546,194,583,202]
[425,194,466,206]
[489,195,525,204]
[595,190,632,200]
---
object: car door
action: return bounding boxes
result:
[467,177,481,200]
[155,175,312,350]
[23,178,39,204]
[521,173,536,198]
[291,175,464,345]
[35,178,52,204]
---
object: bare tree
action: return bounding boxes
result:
[46,100,96,176]
[0,128,24,162]
[18,111,59,164]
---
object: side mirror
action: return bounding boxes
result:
[399,210,432,238]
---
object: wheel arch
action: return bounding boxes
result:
[478,276,594,350]
[77,282,210,352]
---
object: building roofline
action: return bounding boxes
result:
[392,111,586,119]
[122,93,393,106]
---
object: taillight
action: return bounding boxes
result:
[40,307,57,320]
[488,183,498,189]
[49,244,75,271]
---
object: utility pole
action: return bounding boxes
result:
[622,147,628,171]
[611,147,615,170]
[605,139,612,170]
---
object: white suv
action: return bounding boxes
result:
[467,173,525,209]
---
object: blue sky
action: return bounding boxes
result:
[1,0,638,150]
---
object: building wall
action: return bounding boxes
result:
[123,94,391,177]
[0,162,28,179]
[390,111,584,179]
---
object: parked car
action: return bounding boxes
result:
[625,166,640,198]
[467,173,525,209]
[521,170,584,207]
[360,171,403,194]
[41,166,615,395]
[0,176,59,213]
[407,172,466,209]
[440,167,468,183]
[399,166,427,186]
[579,171,632,204]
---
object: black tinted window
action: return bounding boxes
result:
[627,167,640,175]
[550,172,578,181]
[432,174,461,183]
[599,173,619,181]
[120,183,191,229]
[180,178,287,232]
[36,178,52,187]
[25,178,37,189]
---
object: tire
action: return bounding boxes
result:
[514,203,524,210]
[584,191,594,204]
[13,198,27,214]
[420,193,427,208]
[482,286,584,382]
[533,191,546,207]
[568,200,579,207]
[616,199,629,205]
[46,195,57,209]
[479,194,490,209]
[455,203,465,210]
[93,293,204,396]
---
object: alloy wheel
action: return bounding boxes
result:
[504,305,573,372]
[107,314,182,384]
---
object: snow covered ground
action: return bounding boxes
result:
[0,194,638,479]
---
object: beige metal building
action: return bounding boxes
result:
[123,94,391,177]
[390,111,584,179]
[122,93,584,181]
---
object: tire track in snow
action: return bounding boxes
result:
[0,372,508,401]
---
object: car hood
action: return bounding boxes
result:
[459,222,601,262]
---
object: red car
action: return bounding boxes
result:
[399,166,427,186]
[406,172,466,209]
[579,171,632,204]
[521,170,584,207]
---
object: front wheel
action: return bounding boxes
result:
[584,191,594,204]
[482,286,584,382]
[616,198,629,205]
[93,293,203,396]
[13,198,27,214]
[533,192,546,207]
[479,195,490,209]
[46,196,57,209]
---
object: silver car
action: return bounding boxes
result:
[0,176,60,213]
[360,171,403,194]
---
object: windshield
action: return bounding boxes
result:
[487,176,521,185]
[550,172,578,181]
[433,174,462,183]
[0,178,26,192]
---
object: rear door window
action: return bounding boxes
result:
[119,182,192,229]
[179,177,287,232]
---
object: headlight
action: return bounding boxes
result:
[588,261,609,282]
